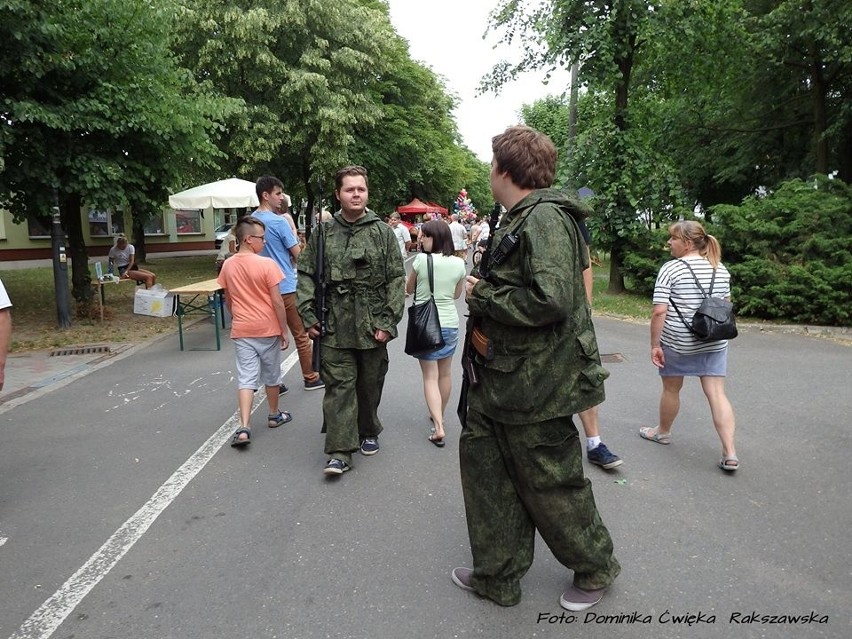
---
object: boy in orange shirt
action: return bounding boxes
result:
[218,216,291,447]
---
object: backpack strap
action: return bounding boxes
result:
[669,296,697,335]
[670,259,717,336]
[676,259,714,297]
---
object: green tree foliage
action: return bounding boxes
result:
[351,41,471,213]
[646,0,852,205]
[174,0,398,213]
[173,0,486,218]
[713,176,851,326]
[520,96,570,150]
[752,0,852,181]
[486,0,660,292]
[459,154,493,214]
[0,0,232,306]
[503,0,849,322]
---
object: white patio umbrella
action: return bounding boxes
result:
[168,178,259,209]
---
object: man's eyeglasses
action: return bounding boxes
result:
[249,235,265,242]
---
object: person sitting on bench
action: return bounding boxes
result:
[108,235,156,288]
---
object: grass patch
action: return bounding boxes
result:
[3,255,217,352]
[589,259,650,321]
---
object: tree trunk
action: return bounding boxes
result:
[808,43,829,175]
[62,192,94,307]
[606,1,635,294]
[568,61,579,142]
[607,245,626,294]
[839,124,852,184]
[132,215,147,263]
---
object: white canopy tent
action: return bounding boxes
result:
[168,178,259,210]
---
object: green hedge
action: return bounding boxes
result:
[712,176,851,326]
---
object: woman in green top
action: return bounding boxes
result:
[405,220,466,447]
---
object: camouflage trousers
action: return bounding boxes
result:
[320,344,389,465]
[458,409,620,606]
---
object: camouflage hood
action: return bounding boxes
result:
[504,188,592,225]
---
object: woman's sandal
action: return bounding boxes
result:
[638,426,672,445]
[719,455,739,471]
[230,428,251,447]
[428,427,445,448]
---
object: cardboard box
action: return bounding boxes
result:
[134,288,176,317]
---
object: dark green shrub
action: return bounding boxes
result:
[712,176,851,326]
[620,226,670,296]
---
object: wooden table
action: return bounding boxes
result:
[170,278,227,351]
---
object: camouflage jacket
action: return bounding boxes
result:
[297,209,405,350]
[466,189,608,424]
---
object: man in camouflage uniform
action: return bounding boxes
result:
[452,126,620,610]
[297,165,405,476]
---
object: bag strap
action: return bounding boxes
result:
[413,254,436,304]
[676,258,716,297]
[669,296,698,336]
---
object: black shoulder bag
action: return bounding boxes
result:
[405,254,445,356]
[669,260,738,341]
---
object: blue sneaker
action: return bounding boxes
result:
[360,437,379,456]
[587,443,623,469]
[323,458,351,475]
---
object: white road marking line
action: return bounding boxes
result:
[8,352,300,639]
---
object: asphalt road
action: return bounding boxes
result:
[1,288,850,639]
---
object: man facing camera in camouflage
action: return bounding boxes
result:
[297,165,405,477]
[453,126,620,610]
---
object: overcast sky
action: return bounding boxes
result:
[386,0,570,162]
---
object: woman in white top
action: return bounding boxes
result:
[108,236,157,288]
[405,220,466,447]
[641,220,739,471]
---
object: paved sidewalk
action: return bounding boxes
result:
[0,342,140,414]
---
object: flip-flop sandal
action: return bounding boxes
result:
[230,428,251,447]
[428,434,445,447]
[638,426,671,444]
[719,455,739,471]
[429,427,445,447]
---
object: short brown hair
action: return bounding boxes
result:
[236,215,265,243]
[335,165,369,191]
[492,125,557,189]
[420,220,454,256]
[256,175,284,200]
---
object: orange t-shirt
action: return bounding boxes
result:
[217,252,285,339]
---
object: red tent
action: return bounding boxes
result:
[396,198,448,216]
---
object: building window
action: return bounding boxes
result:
[88,209,125,237]
[174,210,202,234]
[143,213,166,235]
[27,214,53,238]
